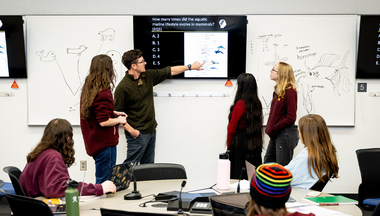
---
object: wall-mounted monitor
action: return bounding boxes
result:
[0,16,27,79]
[133,15,247,79]
[356,15,380,79]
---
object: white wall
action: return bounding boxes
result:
[1,0,380,194]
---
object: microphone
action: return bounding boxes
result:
[237,167,246,193]
[177,180,187,216]
[124,173,142,200]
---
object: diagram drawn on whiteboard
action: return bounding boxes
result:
[256,36,352,116]
[34,27,122,112]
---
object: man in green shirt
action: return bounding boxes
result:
[114,49,205,164]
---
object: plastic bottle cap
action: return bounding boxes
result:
[219,153,229,159]
[67,179,79,188]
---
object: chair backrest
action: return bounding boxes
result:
[5,193,54,216]
[356,148,380,184]
[133,163,187,181]
[356,148,380,210]
[309,175,330,192]
[101,208,174,216]
[372,202,380,216]
[3,166,26,196]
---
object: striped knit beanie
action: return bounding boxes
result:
[250,163,293,208]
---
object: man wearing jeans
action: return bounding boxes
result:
[114,49,205,164]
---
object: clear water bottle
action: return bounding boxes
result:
[216,152,230,190]
[65,179,79,216]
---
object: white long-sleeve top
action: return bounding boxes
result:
[285,147,323,189]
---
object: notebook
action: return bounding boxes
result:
[109,162,136,192]
[304,195,358,205]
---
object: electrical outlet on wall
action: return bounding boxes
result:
[80,160,87,171]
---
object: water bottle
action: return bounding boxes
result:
[65,179,79,216]
[216,152,230,190]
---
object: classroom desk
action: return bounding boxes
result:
[79,179,362,216]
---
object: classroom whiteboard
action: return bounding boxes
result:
[27,16,133,125]
[247,15,357,126]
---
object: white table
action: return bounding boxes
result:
[79,179,362,216]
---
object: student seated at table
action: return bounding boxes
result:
[247,163,315,216]
[19,118,116,198]
[284,114,339,189]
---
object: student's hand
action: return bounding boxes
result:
[117,115,127,125]
[191,61,206,70]
[114,111,127,117]
[130,129,140,139]
[102,180,117,194]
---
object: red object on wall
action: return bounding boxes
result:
[11,80,19,88]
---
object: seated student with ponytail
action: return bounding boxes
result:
[247,163,315,216]
[285,114,339,189]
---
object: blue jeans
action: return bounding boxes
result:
[264,125,299,166]
[123,130,156,164]
[93,145,116,184]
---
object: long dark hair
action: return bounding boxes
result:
[27,118,75,167]
[80,54,116,119]
[228,73,263,154]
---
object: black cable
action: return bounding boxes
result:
[185,183,218,193]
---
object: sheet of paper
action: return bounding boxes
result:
[287,205,351,216]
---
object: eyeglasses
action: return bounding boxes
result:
[271,68,278,72]
[133,60,146,64]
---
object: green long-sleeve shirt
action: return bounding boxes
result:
[114,67,171,134]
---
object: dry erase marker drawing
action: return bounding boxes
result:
[305,51,350,96]
[106,50,122,79]
[67,45,87,56]
[261,96,271,118]
[36,49,83,96]
[264,43,289,66]
[294,51,351,113]
[97,28,116,54]
[35,27,122,98]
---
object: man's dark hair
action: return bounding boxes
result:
[122,49,143,70]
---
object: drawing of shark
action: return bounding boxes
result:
[305,51,350,96]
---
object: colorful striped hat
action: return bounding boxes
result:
[250,163,293,208]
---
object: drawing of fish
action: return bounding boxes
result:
[305,51,350,96]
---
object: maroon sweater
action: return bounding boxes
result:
[227,100,247,149]
[19,149,103,198]
[80,88,119,156]
[265,88,297,138]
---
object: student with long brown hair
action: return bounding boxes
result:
[227,73,263,179]
[285,114,339,189]
[264,62,299,166]
[80,54,127,184]
[19,118,116,198]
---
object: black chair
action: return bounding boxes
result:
[373,202,380,216]
[309,175,330,192]
[3,166,26,196]
[5,193,54,216]
[133,163,187,181]
[100,208,174,216]
[356,148,380,211]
